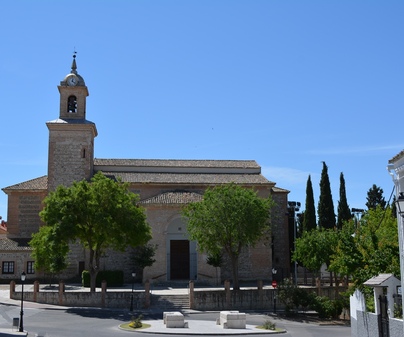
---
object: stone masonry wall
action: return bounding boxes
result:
[47,128,94,191]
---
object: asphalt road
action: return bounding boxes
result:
[0,304,351,337]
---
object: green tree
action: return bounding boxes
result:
[206,252,223,286]
[337,172,351,229]
[366,184,386,210]
[133,243,157,278]
[30,225,70,281]
[303,175,317,232]
[182,183,274,290]
[318,162,336,229]
[35,172,152,292]
[293,228,337,278]
[330,206,399,290]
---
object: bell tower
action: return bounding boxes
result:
[58,54,88,120]
[46,54,97,192]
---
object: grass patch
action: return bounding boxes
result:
[120,322,151,330]
[257,319,284,332]
[120,315,150,330]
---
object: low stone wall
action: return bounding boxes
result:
[10,280,149,309]
[10,279,345,312]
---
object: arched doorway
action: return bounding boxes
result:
[166,218,197,280]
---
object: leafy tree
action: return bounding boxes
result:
[366,184,386,210]
[133,243,157,278]
[303,175,316,232]
[30,225,70,282]
[318,162,336,229]
[182,183,274,290]
[206,252,223,286]
[328,219,361,283]
[293,228,337,277]
[337,172,351,229]
[35,172,152,292]
[330,206,399,290]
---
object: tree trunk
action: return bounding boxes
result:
[88,248,100,292]
[230,254,240,290]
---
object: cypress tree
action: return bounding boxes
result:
[337,172,351,229]
[318,161,336,229]
[366,184,386,210]
[303,175,316,232]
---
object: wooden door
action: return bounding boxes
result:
[170,240,190,280]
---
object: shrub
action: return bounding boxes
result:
[261,320,276,330]
[82,270,124,287]
[129,315,143,329]
[311,296,343,319]
[278,278,316,313]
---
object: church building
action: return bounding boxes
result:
[1,56,291,285]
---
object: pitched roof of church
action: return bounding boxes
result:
[94,158,261,169]
[94,158,274,185]
[2,176,47,192]
[2,158,279,191]
[101,172,272,185]
[140,191,203,204]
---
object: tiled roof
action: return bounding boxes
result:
[140,191,203,204]
[94,158,260,169]
[100,172,272,185]
[2,176,47,192]
[0,238,32,251]
[363,273,397,287]
[389,150,404,163]
[272,186,289,193]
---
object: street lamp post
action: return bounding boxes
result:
[288,201,300,285]
[129,272,136,311]
[19,272,26,332]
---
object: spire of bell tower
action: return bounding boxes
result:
[71,52,78,75]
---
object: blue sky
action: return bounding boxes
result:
[1,1,403,221]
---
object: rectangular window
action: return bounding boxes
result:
[2,261,14,274]
[27,261,35,274]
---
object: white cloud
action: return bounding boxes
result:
[261,166,317,186]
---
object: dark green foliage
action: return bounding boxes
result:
[318,162,336,229]
[337,172,351,229]
[278,278,344,319]
[129,315,143,329]
[206,252,223,268]
[133,244,157,269]
[82,270,124,287]
[30,226,69,275]
[311,296,344,319]
[183,183,274,290]
[303,175,317,232]
[366,184,386,210]
[38,172,152,292]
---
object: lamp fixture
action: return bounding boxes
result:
[396,192,404,217]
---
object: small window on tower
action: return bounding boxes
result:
[81,148,86,158]
[68,95,77,113]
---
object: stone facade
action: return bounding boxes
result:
[1,56,290,285]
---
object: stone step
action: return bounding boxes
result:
[151,294,190,310]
